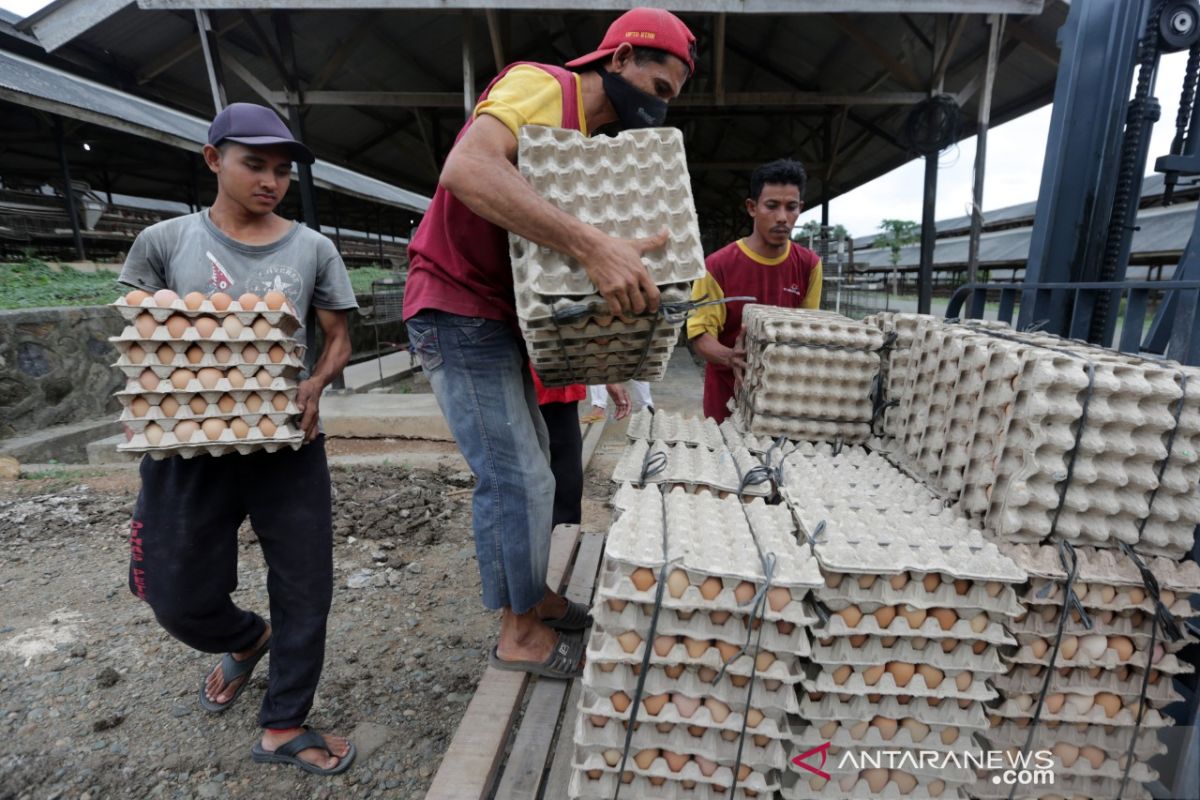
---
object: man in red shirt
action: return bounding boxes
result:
[688,159,822,421]
[403,9,696,679]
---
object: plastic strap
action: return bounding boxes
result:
[1137,372,1188,532]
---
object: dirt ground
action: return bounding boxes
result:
[0,459,515,800]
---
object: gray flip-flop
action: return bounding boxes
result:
[544,599,593,632]
[251,727,356,776]
[198,635,270,713]
[488,630,585,679]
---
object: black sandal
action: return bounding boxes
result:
[544,599,593,632]
[251,726,356,776]
[198,634,270,713]
[488,630,585,679]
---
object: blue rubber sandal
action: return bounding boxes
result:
[251,727,356,776]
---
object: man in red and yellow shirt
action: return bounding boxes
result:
[688,159,822,421]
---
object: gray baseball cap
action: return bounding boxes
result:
[207,102,315,165]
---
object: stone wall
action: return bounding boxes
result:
[0,306,125,439]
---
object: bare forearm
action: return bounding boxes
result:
[309,327,351,388]
[692,332,732,366]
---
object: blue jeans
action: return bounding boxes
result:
[406,310,555,614]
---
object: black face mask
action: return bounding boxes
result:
[598,68,668,129]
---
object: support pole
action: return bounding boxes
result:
[714,13,726,106]
[376,205,384,265]
[967,14,1004,291]
[330,193,342,253]
[918,152,937,314]
[54,117,85,261]
[196,10,228,113]
[462,14,475,121]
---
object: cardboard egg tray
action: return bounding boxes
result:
[968,774,1152,800]
[1010,543,1200,600]
[992,665,1181,705]
[780,768,964,800]
[593,602,809,657]
[113,340,302,373]
[804,663,997,702]
[579,685,788,740]
[571,748,780,794]
[863,311,932,441]
[731,410,874,443]
[990,694,1173,727]
[120,428,302,459]
[790,721,976,755]
[121,410,295,436]
[817,571,1022,616]
[118,390,299,423]
[586,630,800,687]
[626,409,724,448]
[1003,641,1192,675]
[569,768,768,800]
[573,715,782,775]
[583,661,799,716]
[112,296,301,331]
[799,692,991,731]
[612,439,771,497]
[1011,606,1195,646]
[718,419,804,458]
[982,719,1167,762]
[809,637,1007,675]
[814,608,1016,646]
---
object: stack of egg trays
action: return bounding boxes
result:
[735,307,884,443]
[510,125,706,387]
[110,294,304,458]
[775,446,1026,799]
[627,409,725,450]
[973,544,1200,799]
[570,482,823,800]
[612,438,772,498]
[861,311,933,444]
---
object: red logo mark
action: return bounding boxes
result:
[791,741,832,780]
[129,519,147,600]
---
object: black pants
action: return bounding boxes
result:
[539,401,583,527]
[128,436,333,729]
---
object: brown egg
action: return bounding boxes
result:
[985,580,1003,597]
[240,393,262,413]
[252,317,273,338]
[187,395,208,415]
[169,369,194,390]
[630,567,655,592]
[940,639,958,654]
[1045,693,1065,714]
[767,586,791,611]
[672,693,701,718]
[939,726,959,745]
[1095,692,1122,718]
[734,581,755,604]
[1030,638,1049,659]
[264,290,287,311]
[1060,636,1079,660]
[871,716,898,741]
[182,344,203,364]
[197,367,223,390]
[922,573,941,593]
[616,631,641,654]
[877,635,895,647]
[153,289,179,308]
[208,292,231,311]
[596,661,616,673]
[863,664,886,686]
[857,573,877,590]
[908,637,927,650]
[666,568,689,598]
[1129,587,1145,604]
[194,316,219,338]
[972,640,988,655]
[819,720,838,739]
[130,396,150,417]
[237,292,261,311]
[874,605,898,629]
[969,612,989,633]
[864,768,889,793]
[832,665,853,685]
[241,344,260,364]
[685,725,705,739]
[125,289,150,306]
[661,750,688,773]
[153,344,174,366]
[588,714,607,728]
[163,314,189,339]
[930,608,957,631]
[159,395,180,417]
[899,605,927,629]
[609,691,631,712]
[824,571,844,588]
[837,606,863,627]
[705,698,730,722]
[255,369,274,389]
[221,315,244,338]
[776,620,795,636]
[137,371,160,393]
[260,417,278,440]
[1110,635,1135,661]
[887,662,915,687]
[632,748,657,770]
[715,640,740,662]
[954,671,973,692]
[917,664,944,689]
[174,420,199,443]
[127,344,146,364]
[134,312,158,338]
[887,571,909,590]
[177,291,205,311]
[1161,589,1176,608]
[755,651,775,671]
[209,344,231,364]
[901,718,930,741]
[201,418,226,441]
[707,610,730,625]
[699,576,723,600]
[652,635,675,657]
[729,674,750,689]
[230,418,250,439]
[213,393,234,414]
[695,756,718,777]
[601,749,621,768]
[673,635,704,658]
[891,770,918,795]
[144,422,164,446]
[928,779,946,798]
[953,579,971,595]
[606,598,627,613]
[642,693,669,715]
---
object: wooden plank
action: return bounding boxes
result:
[424,524,582,800]
[541,680,583,800]
[494,531,606,800]
[580,416,606,475]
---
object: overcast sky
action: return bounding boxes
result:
[2,0,1190,237]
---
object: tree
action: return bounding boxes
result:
[794,221,849,244]
[877,219,920,267]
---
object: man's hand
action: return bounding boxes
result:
[606,383,632,420]
[580,228,668,317]
[295,377,322,443]
[729,330,748,386]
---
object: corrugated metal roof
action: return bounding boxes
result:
[0,48,430,213]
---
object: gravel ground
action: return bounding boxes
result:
[0,462,498,800]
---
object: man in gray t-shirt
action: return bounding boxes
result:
[119,103,357,777]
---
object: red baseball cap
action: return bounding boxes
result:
[566,8,697,75]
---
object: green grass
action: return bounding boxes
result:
[347,265,401,295]
[0,259,122,309]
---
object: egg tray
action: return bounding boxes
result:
[743,393,877,425]
[113,342,301,374]
[815,574,1023,617]
[573,715,784,776]
[731,407,874,444]
[579,685,788,741]
[530,358,673,387]
[789,719,979,755]
[718,421,804,460]
[804,662,997,703]
[571,750,778,795]
[119,432,304,460]
[122,364,302,395]
[528,338,675,370]
[990,695,1174,727]
[119,392,299,424]
[1019,584,1199,622]
[568,768,767,800]
[813,610,1016,647]
[1010,542,1200,598]
[612,439,771,497]
[586,629,800,687]
[112,321,300,347]
[627,409,725,449]
[808,637,1007,674]
[780,769,967,800]
[611,482,751,510]
[992,665,1183,704]
[799,690,992,731]
[121,411,296,437]
[1010,607,1196,646]
[967,774,1153,800]
[742,306,885,347]
[1003,642,1193,676]
[595,563,818,627]
[983,719,1167,759]
[111,297,301,331]
[512,126,705,296]
[583,660,800,716]
[521,291,693,336]
[593,601,810,657]
[956,342,1028,520]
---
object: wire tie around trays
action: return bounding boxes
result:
[1137,372,1188,532]
[1115,540,1181,800]
[1007,539,1083,800]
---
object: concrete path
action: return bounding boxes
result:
[320,392,452,440]
[339,349,416,393]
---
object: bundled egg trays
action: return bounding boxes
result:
[862,311,925,443]
[111,293,303,458]
[772,444,1025,800]
[569,479,823,800]
[967,544,1200,799]
[734,307,885,443]
[510,126,705,387]
[612,438,772,498]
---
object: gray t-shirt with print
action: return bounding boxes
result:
[119,210,358,350]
